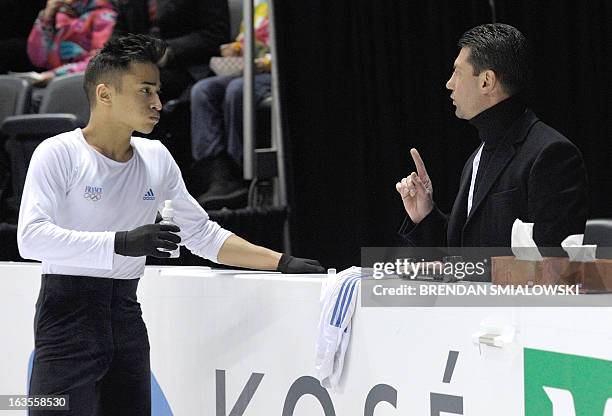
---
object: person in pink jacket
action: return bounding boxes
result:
[27,0,117,85]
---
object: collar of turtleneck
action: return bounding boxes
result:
[469,94,527,146]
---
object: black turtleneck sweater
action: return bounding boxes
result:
[468,95,526,197]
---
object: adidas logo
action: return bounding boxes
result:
[143,188,155,200]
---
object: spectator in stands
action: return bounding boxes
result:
[112,0,230,102]
[27,0,117,85]
[190,0,271,209]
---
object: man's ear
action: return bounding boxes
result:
[96,83,113,106]
[480,69,497,93]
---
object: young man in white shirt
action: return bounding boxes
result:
[18,33,323,415]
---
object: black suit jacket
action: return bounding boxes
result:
[113,0,230,80]
[399,109,589,249]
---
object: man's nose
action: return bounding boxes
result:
[151,94,162,111]
[446,76,454,90]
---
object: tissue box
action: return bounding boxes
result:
[491,256,582,286]
[582,260,612,293]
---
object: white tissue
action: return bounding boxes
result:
[561,234,597,262]
[511,219,543,261]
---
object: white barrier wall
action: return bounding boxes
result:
[1,262,612,415]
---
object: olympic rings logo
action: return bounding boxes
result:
[83,186,103,202]
[83,192,102,201]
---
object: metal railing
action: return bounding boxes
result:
[242,0,290,252]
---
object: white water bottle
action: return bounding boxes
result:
[160,200,180,258]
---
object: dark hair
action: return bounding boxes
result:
[458,23,531,96]
[84,34,166,106]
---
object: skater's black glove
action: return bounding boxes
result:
[276,253,325,274]
[115,224,181,258]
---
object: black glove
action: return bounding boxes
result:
[276,253,325,274]
[114,224,181,258]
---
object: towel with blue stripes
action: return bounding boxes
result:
[315,266,362,389]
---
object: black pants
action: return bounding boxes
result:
[29,275,151,416]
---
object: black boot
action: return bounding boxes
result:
[197,155,248,210]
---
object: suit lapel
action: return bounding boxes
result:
[447,148,478,245]
[462,109,539,231]
[463,142,515,228]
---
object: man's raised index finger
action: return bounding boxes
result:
[410,148,428,177]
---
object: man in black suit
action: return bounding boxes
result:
[112,0,230,101]
[396,23,588,250]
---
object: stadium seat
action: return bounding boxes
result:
[38,73,90,127]
[0,74,86,220]
[0,75,30,125]
[0,75,31,199]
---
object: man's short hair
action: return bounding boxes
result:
[84,34,166,106]
[458,23,531,96]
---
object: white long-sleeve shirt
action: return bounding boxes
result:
[17,128,232,279]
